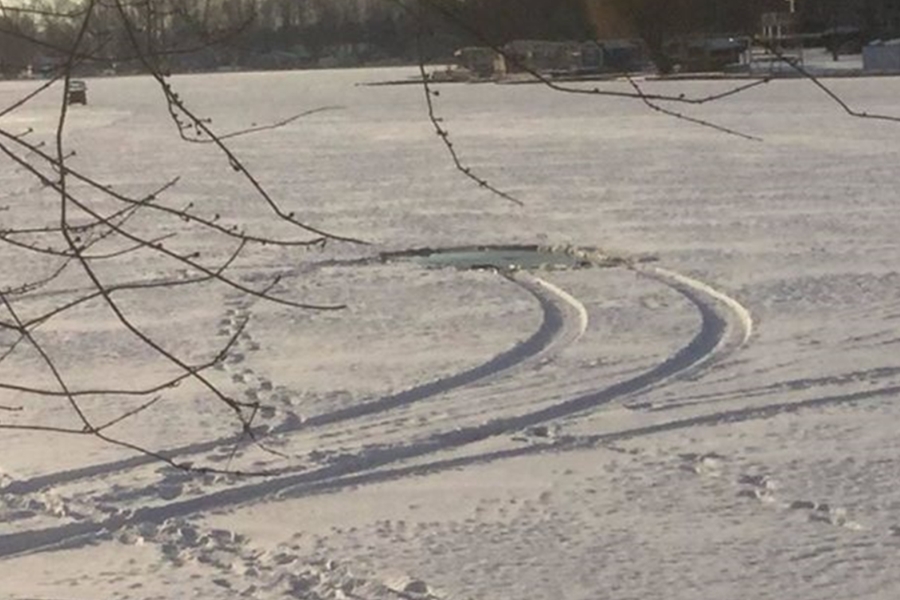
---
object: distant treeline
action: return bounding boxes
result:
[0,0,888,76]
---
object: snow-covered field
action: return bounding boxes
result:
[2,67,900,599]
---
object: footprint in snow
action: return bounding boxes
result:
[738,473,777,490]
[679,452,726,476]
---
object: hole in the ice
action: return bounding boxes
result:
[381,244,631,271]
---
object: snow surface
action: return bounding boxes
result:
[2,67,900,599]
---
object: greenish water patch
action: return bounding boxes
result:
[381,245,629,271]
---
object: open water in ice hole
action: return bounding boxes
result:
[380,245,614,271]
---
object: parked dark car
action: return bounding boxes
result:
[67,80,87,105]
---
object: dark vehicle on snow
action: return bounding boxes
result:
[67,80,87,105]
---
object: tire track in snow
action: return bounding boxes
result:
[596,383,900,444]
[195,382,900,510]
[0,265,751,559]
[643,364,900,414]
[631,265,753,385]
[311,264,746,452]
[281,271,589,453]
[648,266,753,344]
[244,380,900,517]
[1,270,585,497]
[290,270,587,431]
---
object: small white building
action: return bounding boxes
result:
[761,12,796,41]
[863,39,900,71]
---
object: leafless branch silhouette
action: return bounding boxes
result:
[3,0,900,479]
[0,0,363,475]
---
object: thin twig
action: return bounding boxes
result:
[624,74,762,142]
[413,11,522,206]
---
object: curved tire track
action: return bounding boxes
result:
[628,265,753,392]
[2,270,585,497]
[0,264,751,559]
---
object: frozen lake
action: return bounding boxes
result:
[2,68,900,599]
